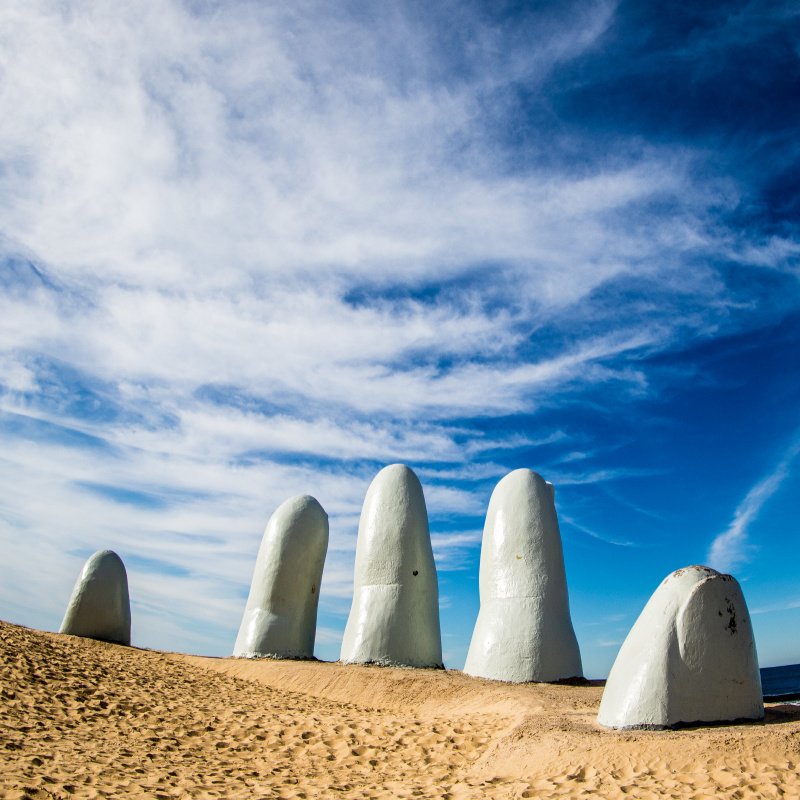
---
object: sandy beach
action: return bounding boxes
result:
[2,619,799,799]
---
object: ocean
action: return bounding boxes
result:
[761,663,800,700]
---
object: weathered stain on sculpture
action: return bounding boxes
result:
[598,565,763,730]
[340,464,443,669]
[234,494,329,660]
[59,549,131,646]
[463,468,583,683]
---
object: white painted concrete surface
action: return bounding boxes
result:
[463,469,583,683]
[233,494,329,660]
[59,549,131,645]
[340,464,443,668]
[598,565,763,729]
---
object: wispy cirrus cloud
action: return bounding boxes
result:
[559,513,637,548]
[707,433,800,574]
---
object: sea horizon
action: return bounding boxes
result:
[761,663,800,699]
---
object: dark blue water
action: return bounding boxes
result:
[761,664,800,699]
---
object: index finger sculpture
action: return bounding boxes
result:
[340,464,443,668]
[463,468,583,683]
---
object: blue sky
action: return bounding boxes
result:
[1,0,799,677]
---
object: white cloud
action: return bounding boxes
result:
[0,0,743,306]
[558,513,637,547]
[707,434,800,574]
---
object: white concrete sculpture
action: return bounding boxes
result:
[59,549,131,645]
[340,464,443,668]
[234,495,329,660]
[463,469,583,683]
[598,565,763,729]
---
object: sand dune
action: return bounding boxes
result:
[2,620,800,799]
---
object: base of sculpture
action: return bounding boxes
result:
[342,582,444,669]
[466,596,582,683]
[234,650,320,661]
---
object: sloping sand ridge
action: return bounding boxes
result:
[2,620,800,799]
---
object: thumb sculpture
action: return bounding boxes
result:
[340,464,443,668]
[598,565,763,729]
[463,469,583,683]
[59,549,131,645]
[233,495,329,660]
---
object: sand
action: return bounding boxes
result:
[2,620,800,799]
